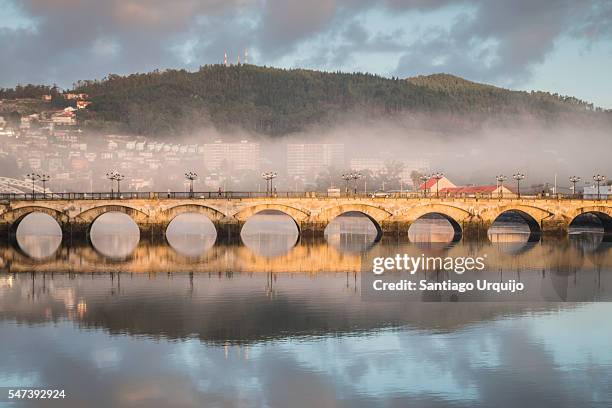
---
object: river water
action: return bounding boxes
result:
[1,212,611,407]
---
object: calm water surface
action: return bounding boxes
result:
[1,212,611,407]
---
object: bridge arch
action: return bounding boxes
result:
[73,205,150,232]
[159,204,226,231]
[318,203,392,240]
[568,206,612,242]
[233,203,310,232]
[486,206,546,241]
[400,203,473,224]
[409,213,464,242]
[401,204,473,241]
[486,205,552,227]
[0,206,69,234]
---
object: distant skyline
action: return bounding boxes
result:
[1,0,611,108]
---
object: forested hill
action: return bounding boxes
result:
[66,65,606,136]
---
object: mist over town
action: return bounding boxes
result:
[1,66,611,197]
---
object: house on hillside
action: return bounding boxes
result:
[76,100,91,109]
[63,93,89,100]
[51,111,76,126]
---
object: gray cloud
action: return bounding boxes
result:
[0,0,610,89]
[394,0,599,85]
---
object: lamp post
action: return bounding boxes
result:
[114,173,125,196]
[569,176,581,198]
[185,172,198,198]
[26,173,39,200]
[351,172,363,195]
[261,171,277,196]
[106,171,117,198]
[420,175,430,198]
[341,173,352,196]
[431,172,444,198]
[39,174,50,199]
[496,175,507,199]
[106,171,124,198]
[513,173,525,199]
[593,174,606,200]
[269,172,277,196]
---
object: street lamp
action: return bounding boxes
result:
[569,176,581,198]
[513,173,525,198]
[341,173,352,195]
[26,173,39,199]
[431,172,444,198]
[351,172,363,195]
[185,171,198,198]
[593,174,606,200]
[261,171,277,196]
[106,171,124,198]
[106,171,117,198]
[114,173,125,195]
[39,174,50,199]
[496,175,507,199]
[420,175,430,198]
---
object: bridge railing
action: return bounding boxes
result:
[0,191,324,201]
[0,191,607,201]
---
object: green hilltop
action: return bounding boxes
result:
[3,65,607,136]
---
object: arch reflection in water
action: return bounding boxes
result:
[488,211,541,245]
[15,212,62,259]
[165,213,217,257]
[408,213,462,243]
[240,210,299,257]
[324,211,379,253]
[89,212,140,259]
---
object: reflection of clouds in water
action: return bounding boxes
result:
[15,212,62,259]
[1,303,611,407]
[166,213,217,258]
[241,212,299,258]
[90,212,140,259]
[325,212,378,253]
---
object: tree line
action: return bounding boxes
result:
[3,65,609,136]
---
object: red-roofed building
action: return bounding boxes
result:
[76,100,91,109]
[418,176,456,192]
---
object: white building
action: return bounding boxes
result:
[350,157,386,174]
[583,185,612,199]
[287,143,344,181]
[203,140,260,172]
[51,111,76,126]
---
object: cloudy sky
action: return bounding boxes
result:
[1,0,611,107]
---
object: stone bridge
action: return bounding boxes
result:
[1,196,612,241]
